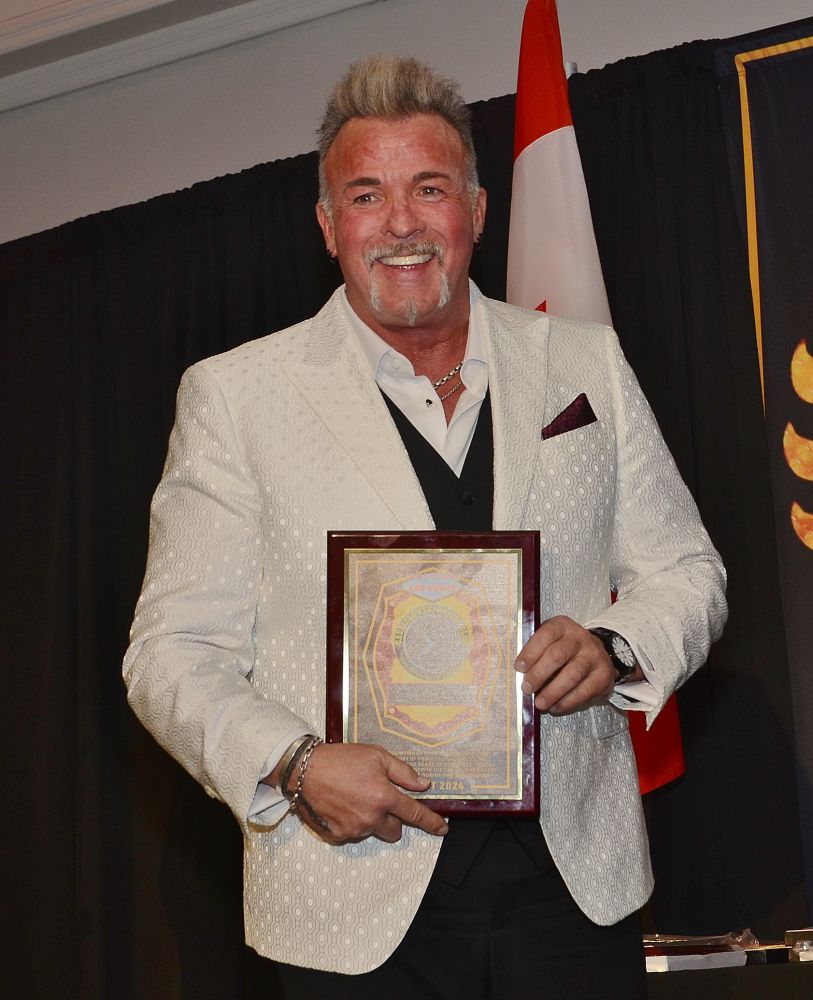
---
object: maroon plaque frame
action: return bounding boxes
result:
[326,530,540,817]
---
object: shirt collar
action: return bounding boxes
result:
[339,281,488,380]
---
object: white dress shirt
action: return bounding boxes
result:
[340,287,488,476]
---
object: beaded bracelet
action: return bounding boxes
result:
[287,736,323,814]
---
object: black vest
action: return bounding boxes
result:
[381,391,552,884]
[382,391,494,534]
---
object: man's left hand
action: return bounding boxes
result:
[515,616,621,714]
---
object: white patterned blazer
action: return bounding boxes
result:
[123,284,726,974]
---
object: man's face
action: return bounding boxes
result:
[317,114,486,341]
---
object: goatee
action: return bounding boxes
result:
[369,262,451,328]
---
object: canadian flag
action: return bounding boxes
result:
[507,0,685,795]
[506,0,610,322]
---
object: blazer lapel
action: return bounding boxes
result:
[485,299,550,530]
[281,294,433,530]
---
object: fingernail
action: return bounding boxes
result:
[521,679,532,694]
[515,658,527,673]
[536,696,548,711]
[439,823,449,835]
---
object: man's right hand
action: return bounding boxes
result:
[279,742,449,845]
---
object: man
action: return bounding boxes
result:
[124,55,727,998]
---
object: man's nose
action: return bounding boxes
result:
[383,195,423,240]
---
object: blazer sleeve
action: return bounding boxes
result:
[122,363,311,826]
[584,328,728,724]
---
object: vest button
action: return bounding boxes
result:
[461,489,475,505]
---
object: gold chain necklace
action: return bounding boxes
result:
[432,362,463,390]
[438,380,464,403]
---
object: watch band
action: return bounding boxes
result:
[589,627,637,682]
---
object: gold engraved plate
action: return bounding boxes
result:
[342,547,526,806]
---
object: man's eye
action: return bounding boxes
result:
[353,192,377,204]
[417,186,442,197]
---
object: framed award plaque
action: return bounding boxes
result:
[326,531,540,816]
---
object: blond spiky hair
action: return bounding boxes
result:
[317,55,479,213]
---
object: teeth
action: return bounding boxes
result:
[379,254,433,266]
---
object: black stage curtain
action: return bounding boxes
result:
[1,42,806,1000]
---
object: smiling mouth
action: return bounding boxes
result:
[366,241,443,270]
[377,253,434,266]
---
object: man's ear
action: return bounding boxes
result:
[473,187,487,241]
[316,202,336,257]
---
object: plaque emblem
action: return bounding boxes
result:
[364,568,502,745]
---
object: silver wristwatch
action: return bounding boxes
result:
[589,627,637,682]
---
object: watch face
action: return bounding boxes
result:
[610,634,636,669]
[591,628,636,678]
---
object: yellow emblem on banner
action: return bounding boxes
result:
[362,568,501,746]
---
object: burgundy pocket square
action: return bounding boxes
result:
[541,393,598,440]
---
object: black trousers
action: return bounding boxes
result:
[256,822,647,1000]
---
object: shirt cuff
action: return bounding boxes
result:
[592,627,664,715]
[247,727,312,825]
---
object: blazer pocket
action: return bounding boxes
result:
[590,703,629,740]
[541,392,598,440]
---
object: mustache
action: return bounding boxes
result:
[364,240,444,267]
